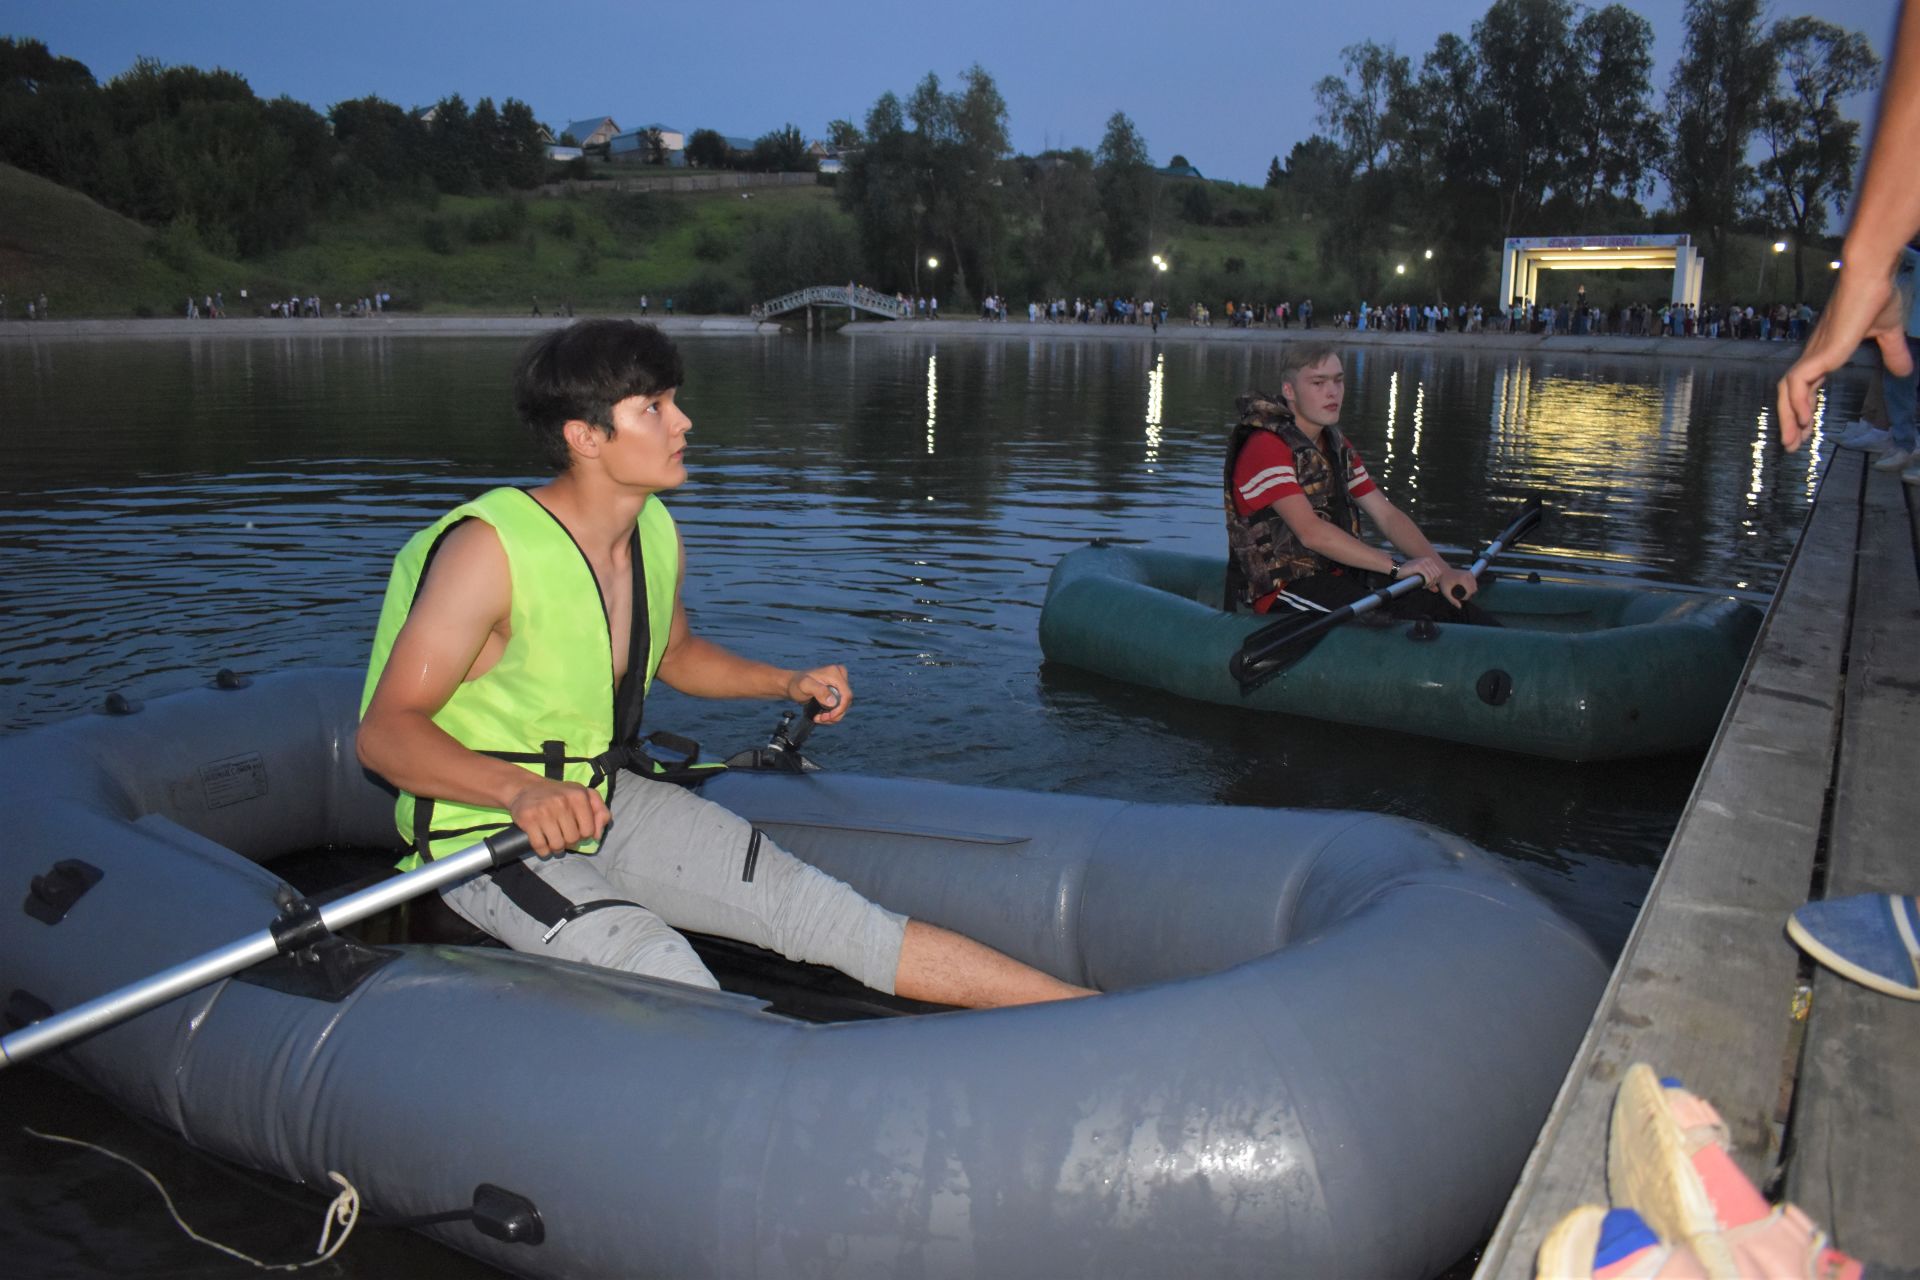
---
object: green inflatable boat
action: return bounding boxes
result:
[1038,542,1763,761]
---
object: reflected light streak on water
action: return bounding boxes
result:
[1145,351,1165,467]
[925,353,938,455]
[1808,388,1827,502]
[1384,369,1399,462]
[1408,378,1425,493]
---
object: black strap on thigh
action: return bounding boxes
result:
[741,828,763,883]
[484,858,647,945]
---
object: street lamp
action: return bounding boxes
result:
[1757,239,1787,294]
[911,256,939,317]
[1395,263,1407,275]
[1423,248,1433,260]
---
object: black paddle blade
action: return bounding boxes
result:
[1508,495,1545,545]
[1231,628,1329,693]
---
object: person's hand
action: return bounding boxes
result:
[786,665,853,724]
[506,776,610,857]
[1395,555,1450,590]
[1777,270,1910,451]
[1436,566,1480,606]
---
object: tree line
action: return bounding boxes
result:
[1,3,1883,311]
[832,66,1180,307]
[1289,0,1879,301]
[0,37,548,258]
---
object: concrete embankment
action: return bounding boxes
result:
[838,316,1877,368]
[0,314,779,342]
[0,312,1877,370]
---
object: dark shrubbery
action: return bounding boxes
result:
[465,197,529,244]
[604,191,684,238]
[691,224,731,262]
[677,273,746,314]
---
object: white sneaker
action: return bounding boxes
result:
[1872,448,1915,471]
[1838,425,1892,450]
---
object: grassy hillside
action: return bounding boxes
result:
[0,162,252,317]
[0,161,1837,319]
[0,162,844,318]
[250,183,843,315]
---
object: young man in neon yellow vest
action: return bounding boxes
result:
[360,320,1089,1006]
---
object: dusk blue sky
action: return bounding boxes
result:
[0,0,1901,188]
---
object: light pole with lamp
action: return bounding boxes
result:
[1754,240,1786,339]
[1756,239,1786,295]
[1151,254,1169,326]
[912,256,939,317]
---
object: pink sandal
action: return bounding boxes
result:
[1538,1205,1711,1279]
[1607,1064,1862,1280]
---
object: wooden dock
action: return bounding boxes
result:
[1476,447,1920,1278]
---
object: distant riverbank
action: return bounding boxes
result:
[0,314,776,342]
[840,316,1874,368]
[0,311,1876,371]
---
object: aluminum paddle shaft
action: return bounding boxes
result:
[0,827,532,1070]
[1231,495,1544,690]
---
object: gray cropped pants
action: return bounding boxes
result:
[439,773,909,993]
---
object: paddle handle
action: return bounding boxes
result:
[0,827,532,1070]
[1231,494,1545,691]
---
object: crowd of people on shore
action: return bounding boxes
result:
[174,290,397,319]
[1,292,51,320]
[1495,297,1820,340]
[872,289,1821,342]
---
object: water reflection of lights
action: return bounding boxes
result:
[1144,352,1165,466]
[1749,408,1768,504]
[925,354,938,455]
[1408,379,1425,491]
[1807,388,1827,502]
[1384,371,1399,462]
[1488,363,1698,511]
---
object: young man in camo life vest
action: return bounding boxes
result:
[358,319,1090,1008]
[1225,344,1495,624]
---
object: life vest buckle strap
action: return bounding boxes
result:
[539,899,641,944]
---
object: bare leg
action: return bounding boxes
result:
[893,919,1095,1007]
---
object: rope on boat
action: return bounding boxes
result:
[23,1125,361,1270]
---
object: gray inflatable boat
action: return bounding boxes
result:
[0,669,1606,1279]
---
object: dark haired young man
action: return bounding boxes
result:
[1225,344,1493,624]
[359,320,1089,1007]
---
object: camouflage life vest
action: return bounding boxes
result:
[1222,393,1365,611]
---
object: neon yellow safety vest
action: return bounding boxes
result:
[361,487,680,868]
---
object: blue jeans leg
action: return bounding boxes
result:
[1885,337,1920,452]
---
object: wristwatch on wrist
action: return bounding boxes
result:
[1387,559,1404,580]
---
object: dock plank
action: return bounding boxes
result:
[1783,469,1920,1267]
[1475,449,1863,1280]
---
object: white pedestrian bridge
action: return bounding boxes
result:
[750,285,910,322]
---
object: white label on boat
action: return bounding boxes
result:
[199,754,268,808]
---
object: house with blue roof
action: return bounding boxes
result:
[608,124,688,166]
[561,117,620,148]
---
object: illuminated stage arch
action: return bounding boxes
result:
[1499,233,1703,308]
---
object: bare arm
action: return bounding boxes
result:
[653,530,854,723]
[1272,490,1477,603]
[1356,490,1479,603]
[356,520,608,855]
[1778,0,1920,448]
[1273,491,1401,576]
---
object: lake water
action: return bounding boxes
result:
[0,330,1854,1276]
